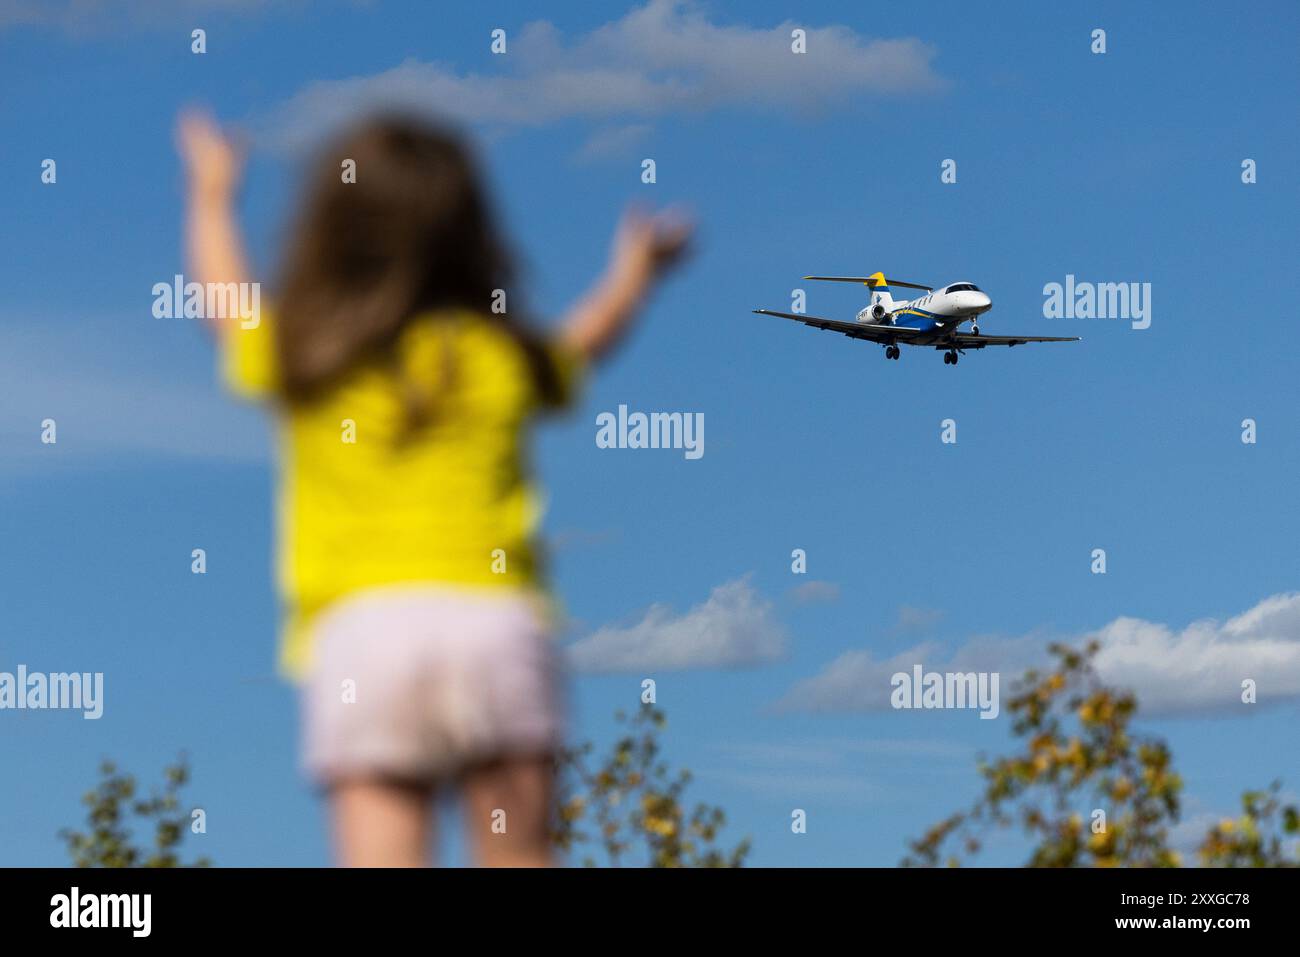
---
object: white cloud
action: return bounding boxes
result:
[567,576,787,672]
[777,593,1300,716]
[1089,594,1300,713]
[257,0,944,153]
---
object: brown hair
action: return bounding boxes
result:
[274,116,556,413]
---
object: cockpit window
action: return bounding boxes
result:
[946,283,980,293]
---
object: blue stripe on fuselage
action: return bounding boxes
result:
[891,308,947,332]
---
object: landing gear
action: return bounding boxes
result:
[885,345,899,360]
[943,350,959,365]
[971,324,980,336]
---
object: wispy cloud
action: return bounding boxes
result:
[256,0,945,154]
[776,592,1300,717]
[788,579,840,605]
[717,738,973,764]
[573,123,654,164]
[777,640,949,714]
[896,605,944,633]
[0,0,279,35]
[567,576,787,672]
[0,316,267,474]
[696,736,972,803]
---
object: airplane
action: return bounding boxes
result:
[753,272,1079,365]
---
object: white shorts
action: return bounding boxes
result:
[301,586,564,786]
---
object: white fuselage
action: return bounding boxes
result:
[857,282,992,332]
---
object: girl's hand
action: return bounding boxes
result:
[560,205,695,363]
[176,109,245,201]
[610,205,694,286]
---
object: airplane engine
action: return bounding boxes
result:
[869,302,889,321]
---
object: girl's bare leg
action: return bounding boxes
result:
[462,755,555,867]
[330,779,433,867]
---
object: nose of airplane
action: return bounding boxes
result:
[971,292,991,313]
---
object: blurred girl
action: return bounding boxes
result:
[177,111,690,867]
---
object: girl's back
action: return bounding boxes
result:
[225,307,582,677]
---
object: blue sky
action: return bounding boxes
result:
[2,0,1298,866]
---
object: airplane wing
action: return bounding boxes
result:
[803,276,933,291]
[752,309,925,343]
[950,332,1080,347]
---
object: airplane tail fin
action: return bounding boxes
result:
[864,272,894,311]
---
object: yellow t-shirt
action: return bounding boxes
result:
[222,309,583,680]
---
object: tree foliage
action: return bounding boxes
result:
[60,758,210,868]
[552,705,750,867]
[1198,781,1299,867]
[904,641,1298,867]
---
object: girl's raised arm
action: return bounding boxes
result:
[176,109,251,339]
